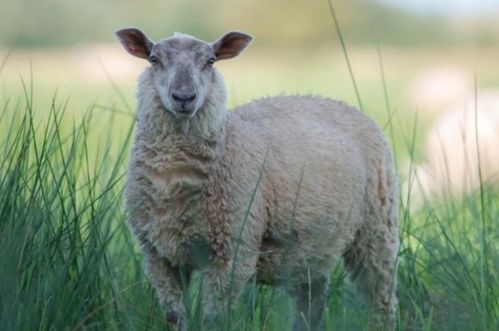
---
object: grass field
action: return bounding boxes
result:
[0,39,498,331]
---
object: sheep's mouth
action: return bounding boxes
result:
[170,97,198,117]
[156,94,195,118]
[172,108,196,119]
[160,102,195,119]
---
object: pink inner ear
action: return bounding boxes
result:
[116,28,153,59]
[125,42,147,58]
[214,32,252,60]
[129,45,141,53]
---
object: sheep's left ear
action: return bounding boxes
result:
[211,31,253,61]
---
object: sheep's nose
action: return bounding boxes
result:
[172,92,196,103]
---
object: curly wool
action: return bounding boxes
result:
[125,67,399,329]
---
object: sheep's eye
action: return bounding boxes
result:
[149,55,159,65]
[206,57,216,67]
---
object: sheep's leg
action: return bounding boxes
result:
[288,276,329,331]
[198,256,258,326]
[142,247,187,330]
[343,225,398,328]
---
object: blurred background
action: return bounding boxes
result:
[1,0,499,196]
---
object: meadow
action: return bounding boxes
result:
[0,36,498,330]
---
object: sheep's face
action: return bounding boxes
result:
[116,28,252,119]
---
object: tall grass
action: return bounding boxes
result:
[0,80,164,330]
[1,26,499,331]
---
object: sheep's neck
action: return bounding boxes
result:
[138,132,224,223]
[134,131,227,265]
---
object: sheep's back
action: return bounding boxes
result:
[229,95,392,281]
[230,95,387,192]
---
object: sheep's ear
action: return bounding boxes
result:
[211,31,253,61]
[115,27,154,59]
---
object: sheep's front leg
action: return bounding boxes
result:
[289,276,329,331]
[143,247,186,330]
[199,255,258,326]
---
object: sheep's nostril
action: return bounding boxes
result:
[172,93,196,103]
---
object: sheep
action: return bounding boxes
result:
[409,66,471,115]
[116,27,399,331]
[414,90,499,203]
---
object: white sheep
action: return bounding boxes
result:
[116,27,399,331]
[414,90,499,203]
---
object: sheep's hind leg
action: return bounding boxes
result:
[343,225,398,329]
[288,276,329,331]
[143,247,187,330]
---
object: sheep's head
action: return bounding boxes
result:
[116,28,252,119]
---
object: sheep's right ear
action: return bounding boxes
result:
[115,28,154,59]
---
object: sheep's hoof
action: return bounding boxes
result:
[165,310,185,331]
